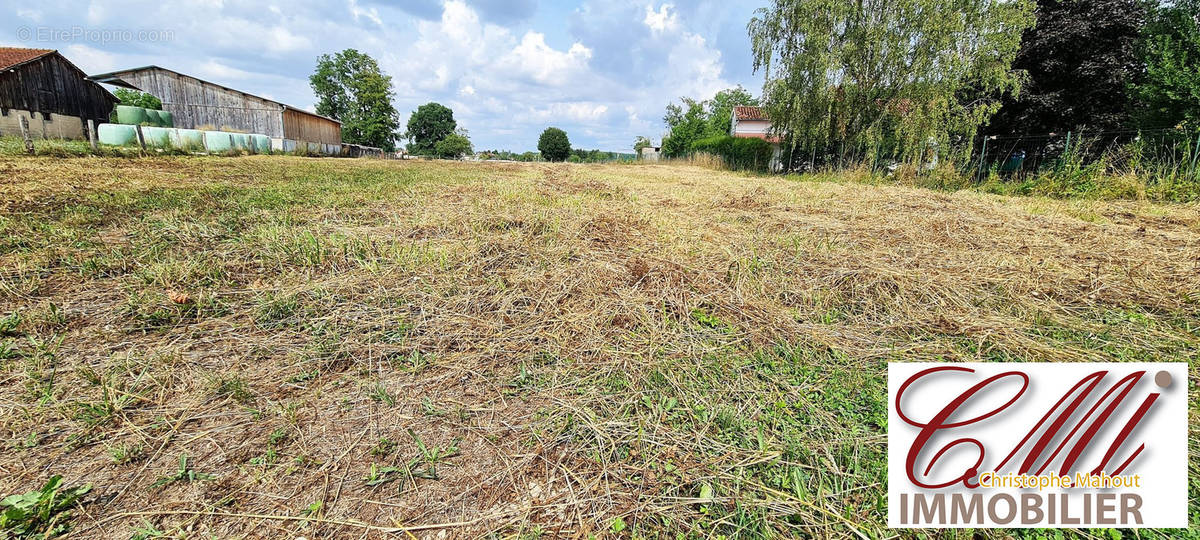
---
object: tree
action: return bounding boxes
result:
[749,0,1034,169]
[114,88,161,110]
[310,49,401,151]
[704,86,758,136]
[435,129,474,159]
[661,87,758,158]
[988,0,1147,136]
[633,136,653,154]
[661,100,708,157]
[406,103,457,156]
[538,127,571,161]
[1135,0,1200,129]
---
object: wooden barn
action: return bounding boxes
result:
[0,47,117,139]
[89,65,342,145]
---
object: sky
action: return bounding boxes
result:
[2,0,769,152]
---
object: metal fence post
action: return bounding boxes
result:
[977,136,989,182]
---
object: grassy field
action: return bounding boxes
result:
[0,155,1197,538]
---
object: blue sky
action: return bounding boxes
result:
[2,0,768,152]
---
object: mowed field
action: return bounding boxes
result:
[0,155,1198,538]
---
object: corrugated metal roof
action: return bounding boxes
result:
[733,106,769,121]
[0,47,55,71]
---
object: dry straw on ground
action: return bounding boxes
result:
[0,156,1197,538]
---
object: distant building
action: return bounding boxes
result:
[639,144,661,161]
[730,106,778,142]
[90,65,342,145]
[0,47,117,139]
[730,106,783,171]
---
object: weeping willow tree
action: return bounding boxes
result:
[749,0,1034,171]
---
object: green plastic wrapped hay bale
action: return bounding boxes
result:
[252,134,270,153]
[115,105,148,126]
[158,110,174,128]
[144,109,162,126]
[97,123,137,146]
[173,129,204,150]
[230,134,249,150]
[276,139,297,153]
[141,126,172,147]
[204,131,233,152]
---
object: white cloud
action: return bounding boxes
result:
[61,44,117,72]
[266,26,311,52]
[643,3,678,33]
[663,33,726,99]
[196,60,256,81]
[504,33,592,85]
[530,102,610,122]
[85,3,107,25]
[348,0,382,26]
[16,8,41,22]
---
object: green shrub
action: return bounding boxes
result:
[538,127,571,162]
[689,136,774,172]
[114,88,162,110]
[434,133,473,159]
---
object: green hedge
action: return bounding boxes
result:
[689,135,774,172]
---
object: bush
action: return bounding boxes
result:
[406,102,456,155]
[538,127,571,162]
[689,136,774,172]
[434,133,473,159]
[114,88,162,110]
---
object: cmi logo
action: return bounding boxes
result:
[888,363,1188,528]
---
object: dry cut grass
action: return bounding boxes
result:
[0,155,1197,538]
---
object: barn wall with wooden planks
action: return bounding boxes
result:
[91,66,342,145]
[0,52,116,126]
[282,108,341,145]
[104,68,286,137]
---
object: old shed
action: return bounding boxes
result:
[0,47,117,138]
[89,65,342,145]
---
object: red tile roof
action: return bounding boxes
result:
[0,47,55,70]
[733,106,769,121]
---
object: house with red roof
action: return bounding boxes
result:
[730,106,783,171]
